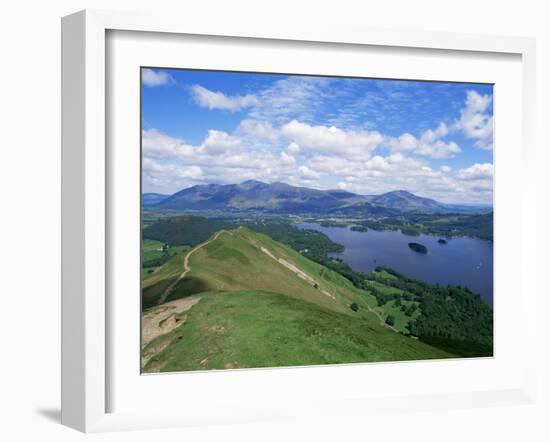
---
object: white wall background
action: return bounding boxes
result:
[0,1,547,440]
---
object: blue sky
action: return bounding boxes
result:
[141,68,494,204]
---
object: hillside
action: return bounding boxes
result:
[142,227,380,316]
[141,227,456,371]
[143,291,453,373]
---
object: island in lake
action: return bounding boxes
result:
[408,242,428,254]
[438,239,448,244]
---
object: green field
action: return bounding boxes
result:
[143,291,453,373]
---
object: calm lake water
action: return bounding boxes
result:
[297,223,493,306]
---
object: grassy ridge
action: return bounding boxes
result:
[160,227,381,321]
[144,291,454,372]
[141,225,422,331]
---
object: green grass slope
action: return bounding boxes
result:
[144,291,454,372]
[141,252,187,309]
[145,227,381,321]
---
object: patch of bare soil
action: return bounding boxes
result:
[142,296,202,348]
[141,296,202,369]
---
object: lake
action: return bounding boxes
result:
[297,223,493,305]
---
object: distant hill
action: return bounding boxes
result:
[142,193,170,206]
[368,190,445,212]
[145,181,489,214]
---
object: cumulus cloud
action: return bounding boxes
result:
[455,90,494,150]
[142,129,193,159]
[191,85,258,112]
[298,165,321,181]
[456,163,494,181]
[307,155,358,175]
[287,142,300,153]
[198,130,241,155]
[281,120,382,158]
[142,69,175,87]
[142,159,203,189]
[143,123,493,203]
[279,151,296,166]
[236,119,279,141]
[384,123,461,159]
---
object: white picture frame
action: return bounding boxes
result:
[61,9,538,433]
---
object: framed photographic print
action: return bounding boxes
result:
[61,9,538,432]
[139,68,495,374]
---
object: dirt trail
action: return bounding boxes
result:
[141,296,202,367]
[157,230,228,305]
[142,297,202,347]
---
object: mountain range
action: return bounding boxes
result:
[142,180,490,215]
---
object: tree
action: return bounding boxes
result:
[385,315,395,326]
[350,303,359,312]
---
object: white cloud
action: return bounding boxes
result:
[191,85,258,112]
[142,158,203,189]
[279,151,296,166]
[307,155,357,174]
[336,181,353,190]
[249,76,331,124]
[236,119,279,141]
[455,90,494,150]
[298,165,320,181]
[142,125,493,203]
[303,149,490,202]
[281,120,382,158]
[384,123,461,159]
[142,129,193,159]
[456,163,494,181]
[142,69,174,87]
[287,142,300,153]
[198,130,241,155]
[365,155,391,171]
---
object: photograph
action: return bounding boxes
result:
[140,68,494,374]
